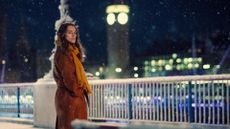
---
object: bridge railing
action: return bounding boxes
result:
[89,74,230,125]
[0,74,229,125]
[0,83,34,118]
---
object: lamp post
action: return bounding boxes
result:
[106,4,130,78]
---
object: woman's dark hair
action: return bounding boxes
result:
[56,23,85,62]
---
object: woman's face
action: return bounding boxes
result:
[65,25,77,44]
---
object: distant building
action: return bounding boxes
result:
[105,4,130,78]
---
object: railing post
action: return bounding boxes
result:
[188,81,194,123]
[128,83,132,120]
[17,87,20,118]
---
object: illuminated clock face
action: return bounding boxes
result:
[117,12,128,25]
[107,13,116,25]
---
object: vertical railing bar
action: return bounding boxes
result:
[164,82,167,121]
[222,81,225,124]
[94,84,97,117]
[97,85,99,117]
[105,84,108,118]
[119,83,122,119]
[98,84,101,118]
[194,81,197,123]
[160,83,163,121]
[100,84,103,117]
[198,82,201,123]
[145,82,148,120]
[168,82,171,122]
[208,82,211,124]
[183,82,187,122]
[176,82,178,122]
[115,83,118,119]
[150,81,153,120]
[92,84,95,117]
[139,83,141,120]
[142,82,145,120]
[138,82,140,120]
[227,80,229,125]
[133,82,136,119]
[153,82,156,121]
[128,83,132,120]
[122,83,125,119]
[180,82,183,122]
[172,82,175,122]
[123,83,125,119]
[203,82,206,124]
[157,82,159,121]
[112,83,115,118]
[98,84,100,117]
[136,82,139,120]
[102,84,105,118]
[109,84,112,118]
[140,82,143,120]
[122,83,126,119]
[118,83,121,119]
[17,87,20,118]
[107,84,110,118]
[188,81,193,123]
[217,81,220,124]
[117,83,120,119]
[113,83,115,119]
[212,81,215,124]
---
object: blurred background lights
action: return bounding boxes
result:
[2,60,6,64]
[115,68,122,72]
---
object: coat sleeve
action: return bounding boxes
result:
[55,52,83,97]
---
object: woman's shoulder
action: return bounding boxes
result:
[54,47,72,63]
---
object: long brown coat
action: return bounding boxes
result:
[53,47,87,129]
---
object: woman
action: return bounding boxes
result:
[53,22,92,129]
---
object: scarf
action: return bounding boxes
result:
[68,45,92,95]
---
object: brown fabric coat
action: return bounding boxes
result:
[53,47,87,129]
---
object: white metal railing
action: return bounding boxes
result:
[0,74,229,125]
[0,83,34,118]
[88,74,230,125]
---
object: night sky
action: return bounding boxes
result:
[1,0,230,66]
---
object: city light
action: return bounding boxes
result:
[2,60,6,64]
[165,64,172,71]
[134,66,138,71]
[134,73,138,78]
[95,72,100,76]
[115,68,122,73]
[151,60,156,66]
[203,64,211,69]
[172,53,177,58]
[176,58,182,63]
[24,58,28,63]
